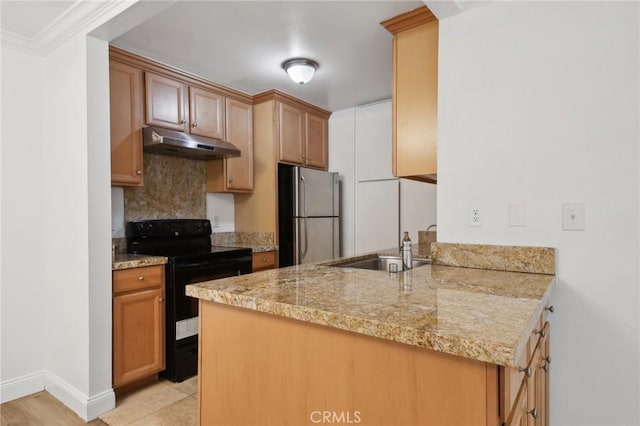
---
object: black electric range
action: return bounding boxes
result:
[126,219,253,382]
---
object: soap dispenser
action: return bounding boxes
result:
[401,231,412,271]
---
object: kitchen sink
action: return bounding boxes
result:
[329,254,430,271]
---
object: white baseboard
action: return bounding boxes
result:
[44,372,115,421]
[0,371,115,421]
[0,370,46,403]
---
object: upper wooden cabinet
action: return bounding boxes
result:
[190,86,225,140]
[382,6,438,183]
[110,60,144,186]
[145,72,225,139]
[145,72,188,132]
[207,99,254,193]
[274,97,329,171]
[278,102,305,164]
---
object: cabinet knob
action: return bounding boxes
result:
[262,257,268,262]
[528,408,538,419]
[301,154,305,159]
[181,119,186,124]
[192,122,197,127]
[158,297,164,302]
[540,362,549,372]
[136,170,142,175]
[137,276,145,281]
[534,328,546,337]
[518,366,532,377]
[544,305,555,313]
[228,178,234,183]
[545,355,551,364]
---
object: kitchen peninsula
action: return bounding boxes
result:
[186,243,555,425]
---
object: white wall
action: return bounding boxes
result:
[207,193,235,232]
[437,2,639,424]
[0,47,46,401]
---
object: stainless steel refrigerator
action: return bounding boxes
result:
[278,164,340,267]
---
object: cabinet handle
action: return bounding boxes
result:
[544,305,554,313]
[518,366,532,377]
[192,122,197,127]
[136,170,142,175]
[528,408,538,419]
[137,276,145,281]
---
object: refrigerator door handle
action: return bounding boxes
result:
[301,175,309,259]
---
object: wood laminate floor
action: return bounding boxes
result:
[0,376,198,426]
[0,391,107,426]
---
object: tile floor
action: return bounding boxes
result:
[99,377,198,426]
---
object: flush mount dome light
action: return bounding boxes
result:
[281,58,319,85]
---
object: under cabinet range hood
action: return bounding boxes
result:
[142,126,241,160]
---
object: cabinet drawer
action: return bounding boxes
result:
[114,265,164,294]
[252,251,277,272]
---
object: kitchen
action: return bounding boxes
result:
[1,1,639,426]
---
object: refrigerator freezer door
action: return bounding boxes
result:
[294,167,339,217]
[294,217,339,264]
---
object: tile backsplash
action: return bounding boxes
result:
[124,153,206,222]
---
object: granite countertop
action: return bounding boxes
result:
[112,254,168,271]
[186,245,555,367]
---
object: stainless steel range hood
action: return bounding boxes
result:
[142,126,241,160]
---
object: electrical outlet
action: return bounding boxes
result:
[469,203,482,227]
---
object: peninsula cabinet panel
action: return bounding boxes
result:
[199,301,498,425]
[145,72,188,132]
[113,265,165,389]
[206,99,253,193]
[189,86,225,140]
[305,112,328,170]
[278,101,305,165]
[110,60,144,186]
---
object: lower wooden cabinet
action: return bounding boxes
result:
[112,265,165,388]
[504,316,550,426]
[252,251,277,272]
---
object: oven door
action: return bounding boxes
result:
[163,256,252,382]
[170,257,252,339]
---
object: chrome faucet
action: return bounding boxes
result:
[426,224,437,232]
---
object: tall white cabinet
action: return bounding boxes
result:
[329,100,436,257]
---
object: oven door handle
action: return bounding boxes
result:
[174,261,242,269]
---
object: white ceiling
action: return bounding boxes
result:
[110,1,424,112]
[0,1,75,39]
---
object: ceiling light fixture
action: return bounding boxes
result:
[281,58,319,85]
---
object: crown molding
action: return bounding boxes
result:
[1,0,133,56]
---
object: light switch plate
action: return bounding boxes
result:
[562,203,585,231]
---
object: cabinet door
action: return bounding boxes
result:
[225,99,253,191]
[145,72,188,132]
[189,87,225,140]
[506,383,529,426]
[113,287,165,388]
[304,113,328,170]
[110,61,144,186]
[278,102,304,165]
